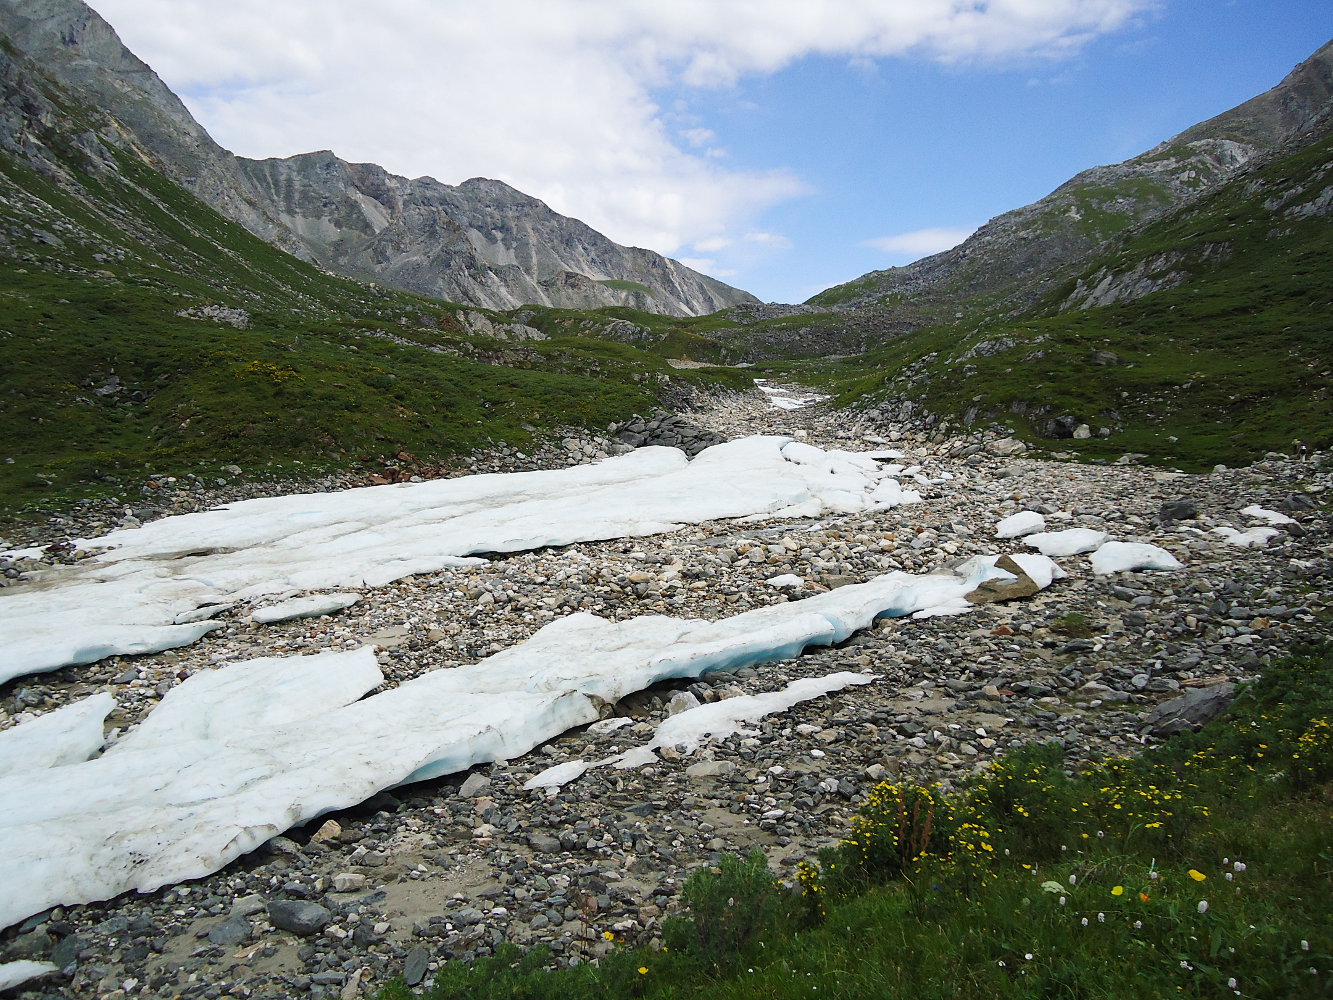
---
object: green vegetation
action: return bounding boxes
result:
[793,131,1333,470]
[1049,611,1100,638]
[380,643,1333,999]
[0,147,746,518]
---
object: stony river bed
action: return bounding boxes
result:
[1,386,1329,999]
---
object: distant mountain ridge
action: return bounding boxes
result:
[0,0,757,316]
[810,38,1333,318]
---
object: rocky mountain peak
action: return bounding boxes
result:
[0,0,756,315]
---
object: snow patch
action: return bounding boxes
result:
[0,437,930,685]
[995,511,1046,538]
[0,555,1047,929]
[1089,541,1183,575]
[525,671,876,790]
[1025,528,1110,557]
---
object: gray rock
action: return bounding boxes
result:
[403,945,431,986]
[266,899,332,936]
[1143,684,1236,737]
[1159,500,1199,521]
[459,772,492,797]
[50,933,85,972]
[206,914,250,946]
[528,833,562,853]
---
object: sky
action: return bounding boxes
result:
[88,1,1333,304]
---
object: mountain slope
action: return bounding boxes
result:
[809,39,1333,320]
[0,0,755,316]
[813,122,1333,468]
[0,28,750,514]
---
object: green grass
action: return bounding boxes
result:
[0,143,751,519]
[381,643,1333,999]
[596,279,655,295]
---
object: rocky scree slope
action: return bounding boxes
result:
[0,0,756,316]
[809,38,1333,321]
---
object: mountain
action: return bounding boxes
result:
[237,154,752,314]
[814,107,1333,469]
[0,2,754,511]
[809,39,1333,319]
[0,0,756,316]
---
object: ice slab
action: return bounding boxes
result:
[525,671,876,790]
[249,592,361,624]
[0,555,1045,930]
[0,960,58,992]
[766,574,804,589]
[1240,505,1295,525]
[1025,528,1110,557]
[995,511,1046,539]
[0,437,927,685]
[1089,541,1184,575]
[106,648,383,752]
[953,553,1066,590]
[1212,526,1280,549]
[0,693,113,775]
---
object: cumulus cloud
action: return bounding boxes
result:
[863,226,979,257]
[89,0,1153,265]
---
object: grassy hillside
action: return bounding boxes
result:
[797,131,1333,470]
[0,147,748,519]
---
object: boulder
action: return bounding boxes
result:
[965,555,1040,604]
[1143,684,1236,737]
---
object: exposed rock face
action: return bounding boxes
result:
[812,39,1333,316]
[0,0,757,316]
[240,154,755,314]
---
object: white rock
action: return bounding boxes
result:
[331,873,367,893]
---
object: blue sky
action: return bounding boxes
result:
[93,1,1333,304]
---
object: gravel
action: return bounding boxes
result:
[1,382,1329,998]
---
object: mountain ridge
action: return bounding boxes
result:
[0,0,756,316]
[809,38,1333,319]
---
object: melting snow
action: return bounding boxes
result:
[0,556,1043,929]
[1025,527,1110,557]
[995,511,1046,539]
[0,437,925,685]
[524,671,877,790]
[1089,541,1183,575]
[1240,505,1295,525]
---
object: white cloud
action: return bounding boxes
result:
[694,236,733,253]
[744,232,794,250]
[863,226,978,257]
[88,0,1153,260]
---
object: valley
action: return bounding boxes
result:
[0,1,1330,996]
